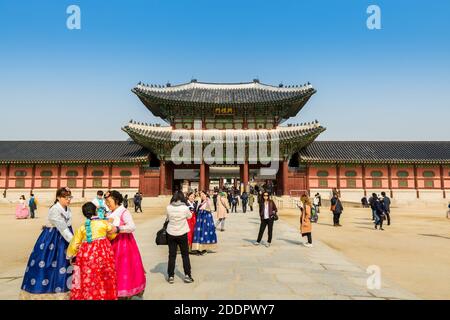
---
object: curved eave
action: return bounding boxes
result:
[0,158,149,165]
[298,158,450,165]
[132,87,316,109]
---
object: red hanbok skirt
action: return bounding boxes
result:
[187,214,197,247]
[70,238,117,300]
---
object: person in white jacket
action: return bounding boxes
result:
[166,191,194,284]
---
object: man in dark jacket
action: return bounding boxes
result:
[381,192,391,225]
[241,191,249,213]
[29,193,37,219]
[374,197,385,230]
[368,193,378,221]
[331,193,343,226]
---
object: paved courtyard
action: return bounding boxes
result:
[0,203,419,300]
[139,207,418,300]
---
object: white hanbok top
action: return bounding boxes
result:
[107,205,136,233]
[47,202,73,242]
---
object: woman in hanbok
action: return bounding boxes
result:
[16,195,29,219]
[20,187,74,300]
[105,190,146,299]
[186,192,198,251]
[191,190,217,255]
[67,202,118,300]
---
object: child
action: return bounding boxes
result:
[67,202,119,300]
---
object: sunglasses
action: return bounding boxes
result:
[64,196,73,200]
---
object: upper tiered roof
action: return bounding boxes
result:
[132,79,316,120]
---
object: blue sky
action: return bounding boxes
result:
[0,0,449,141]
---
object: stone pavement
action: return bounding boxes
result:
[139,207,418,300]
[0,205,419,300]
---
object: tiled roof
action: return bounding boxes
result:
[133,80,315,105]
[298,141,450,164]
[122,122,325,161]
[0,141,149,164]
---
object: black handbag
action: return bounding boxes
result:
[155,220,169,245]
[272,212,279,221]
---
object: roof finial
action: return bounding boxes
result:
[253,78,260,83]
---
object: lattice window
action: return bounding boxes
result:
[15,179,25,188]
[121,178,130,188]
[66,170,78,177]
[42,179,51,188]
[67,179,77,188]
[93,179,103,188]
[345,170,357,177]
[15,170,27,177]
[423,171,435,177]
[372,179,382,188]
[92,170,104,177]
[40,170,53,177]
[347,179,356,188]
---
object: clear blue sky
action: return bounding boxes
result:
[0,0,449,141]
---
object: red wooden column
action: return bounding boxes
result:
[159,160,166,195]
[205,164,210,191]
[243,161,249,192]
[362,164,367,197]
[199,161,206,192]
[305,165,310,196]
[336,164,341,191]
[413,164,419,199]
[166,161,173,194]
[82,164,87,198]
[108,163,113,190]
[4,164,10,197]
[219,178,224,190]
[388,165,393,198]
[31,164,36,191]
[57,164,62,189]
[440,165,446,199]
[282,159,289,196]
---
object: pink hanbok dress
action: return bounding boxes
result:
[16,201,29,219]
[108,205,146,298]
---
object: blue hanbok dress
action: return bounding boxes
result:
[192,199,217,251]
[19,202,74,300]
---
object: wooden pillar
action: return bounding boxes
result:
[166,161,173,194]
[219,177,224,190]
[31,164,36,191]
[282,159,289,196]
[362,164,367,197]
[305,165,310,196]
[108,163,113,190]
[388,164,393,198]
[57,164,62,189]
[199,161,206,191]
[413,164,419,199]
[336,164,341,192]
[440,165,446,199]
[82,164,87,198]
[205,164,210,191]
[243,161,249,192]
[159,160,166,195]
[4,164,10,197]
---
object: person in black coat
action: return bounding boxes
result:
[330,193,344,227]
[374,197,385,230]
